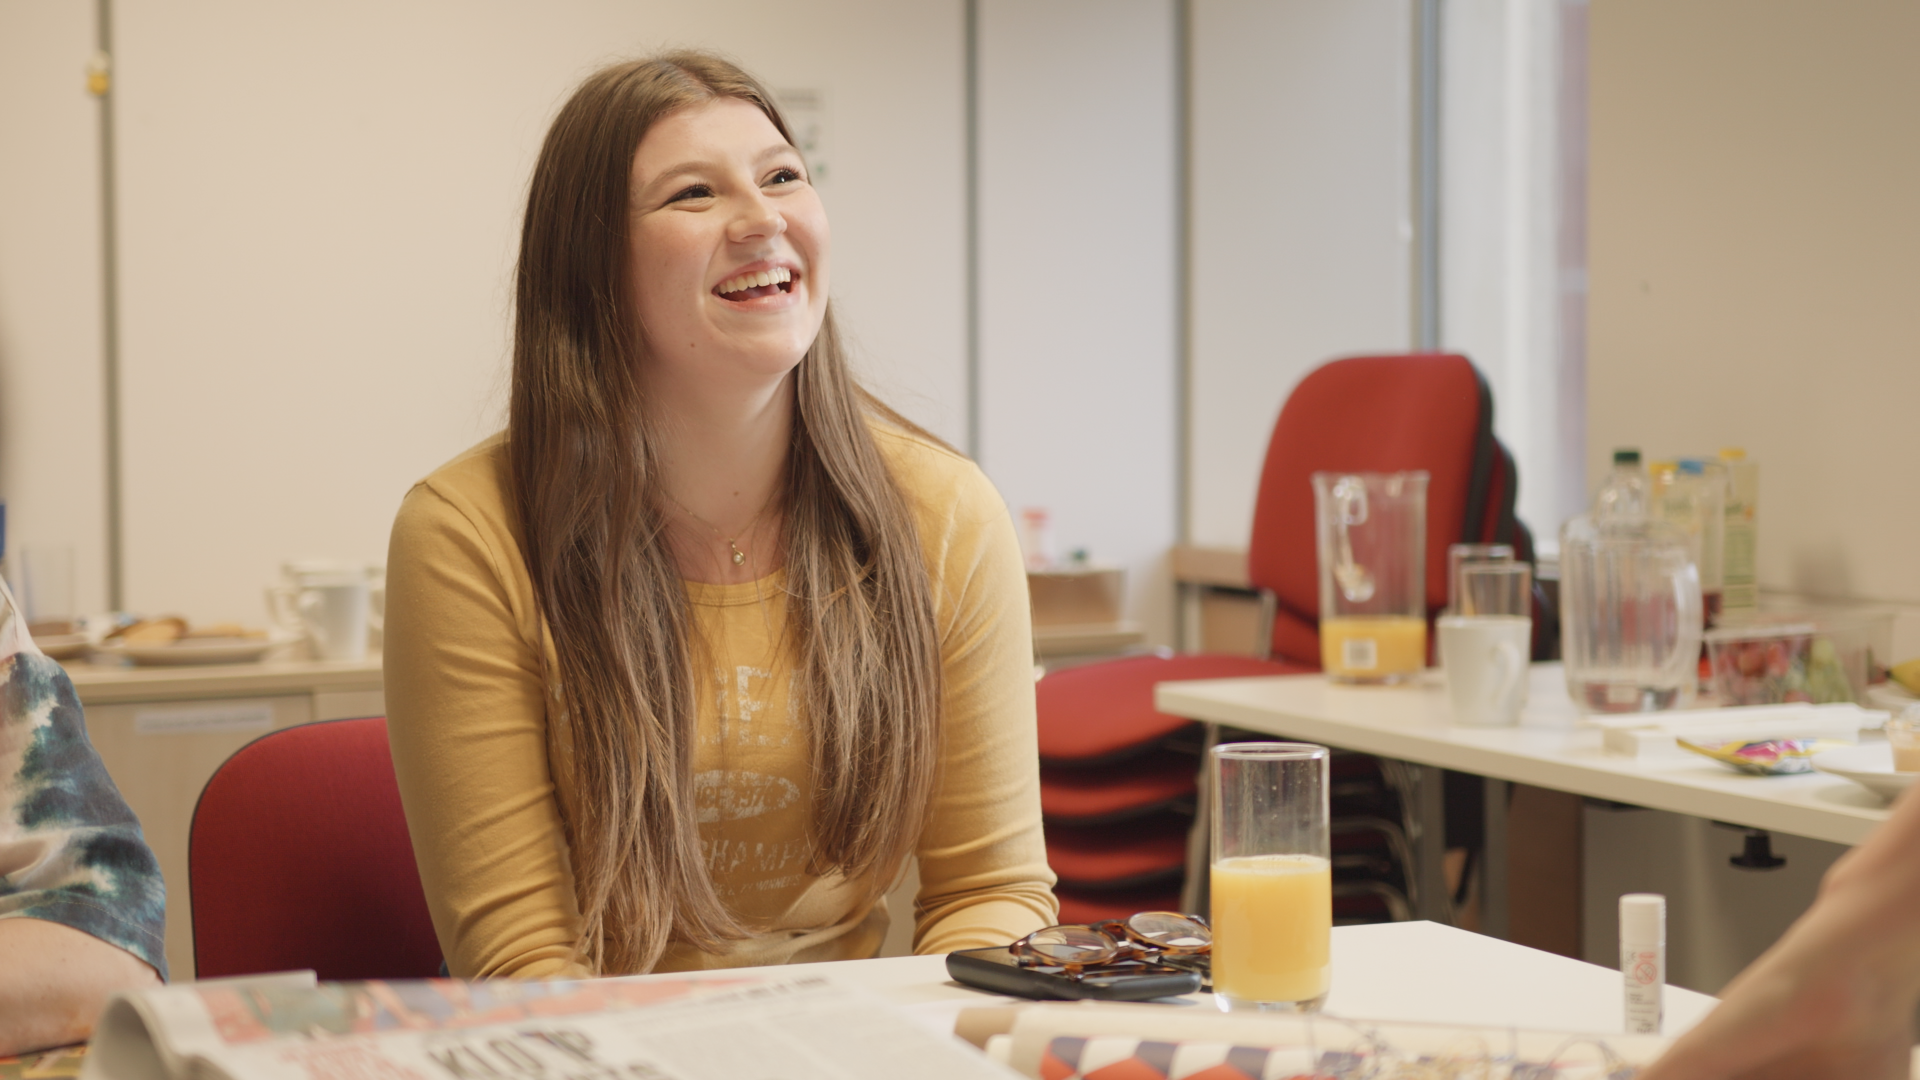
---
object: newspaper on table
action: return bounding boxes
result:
[993,1000,1672,1079]
[80,970,1018,1080]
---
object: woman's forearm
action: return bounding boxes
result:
[0,917,160,1056]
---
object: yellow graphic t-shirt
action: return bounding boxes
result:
[383,424,1058,977]
[688,579,811,910]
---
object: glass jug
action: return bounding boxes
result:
[1313,471,1428,684]
[1559,514,1703,713]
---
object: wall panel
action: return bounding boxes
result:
[1589,0,1920,613]
[0,2,109,615]
[109,0,966,621]
[1187,0,1413,548]
[976,0,1179,644]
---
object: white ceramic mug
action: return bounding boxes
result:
[1438,614,1531,726]
[267,561,379,661]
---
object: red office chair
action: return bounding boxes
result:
[1035,353,1535,922]
[189,717,443,980]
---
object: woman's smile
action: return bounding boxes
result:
[711,259,803,310]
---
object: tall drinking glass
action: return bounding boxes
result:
[1446,543,1515,615]
[1210,742,1331,1012]
[1456,561,1531,619]
[1439,562,1534,725]
[19,546,75,628]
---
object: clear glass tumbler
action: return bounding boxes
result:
[1210,742,1331,1012]
[19,545,76,628]
[1456,561,1531,619]
[1446,543,1515,615]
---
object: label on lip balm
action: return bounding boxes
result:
[1622,945,1663,1034]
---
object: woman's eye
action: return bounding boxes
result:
[766,168,803,186]
[668,184,714,203]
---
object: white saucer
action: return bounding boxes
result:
[1866,682,1918,721]
[1812,743,1918,801]
[91,636,284,667]
[35,633,92,660]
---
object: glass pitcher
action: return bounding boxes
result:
[1559,514,1703,713]
[1312,471,1428,684]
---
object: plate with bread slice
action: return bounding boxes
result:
[28,618,93,660]
[91,618,292,666]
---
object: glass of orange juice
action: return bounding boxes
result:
[1210,742,1331,1012]
[1313,471,1429,683]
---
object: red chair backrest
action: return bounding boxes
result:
[189,717,443,980]
[1248,354,1501,666]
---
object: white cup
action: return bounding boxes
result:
[267,561,379,661]
[1438,614,1531,726]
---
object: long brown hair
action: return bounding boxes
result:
[508,52,943,973]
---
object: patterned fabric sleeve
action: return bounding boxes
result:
[0,581,168,980]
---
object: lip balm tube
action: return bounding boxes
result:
[1620,893,1666,1034]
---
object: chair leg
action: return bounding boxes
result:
[1381,759,1456,926]
[1481,776,1511,939]
[1411,763,1455,925]
[1179,722,1221,915]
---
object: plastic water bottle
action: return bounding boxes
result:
[1593,448,1648,521]
[1718,448,1759,615]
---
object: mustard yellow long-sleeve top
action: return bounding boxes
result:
[383,426,1058,978]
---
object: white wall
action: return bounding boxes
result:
[1589,0,1920,653]
[1187,0,1413,548]
[99,0,966,623]
[1441,0,1586,542]
[976,0,1179,645]
[0,1,109,616]
[7,2,1580,654]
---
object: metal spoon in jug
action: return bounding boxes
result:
[1332,476,1376,602]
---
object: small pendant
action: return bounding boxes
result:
[730,544,745,566]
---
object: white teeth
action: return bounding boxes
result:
[718,266,794,296]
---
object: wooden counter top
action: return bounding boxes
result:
[62,656,384,705]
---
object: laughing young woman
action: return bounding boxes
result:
[383,52,1058,977]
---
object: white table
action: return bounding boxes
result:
[1153,663,1895,933]
[641,922,1719,1044]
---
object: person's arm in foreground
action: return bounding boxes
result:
[0,585,166,1054]
[1638,783,1920,1080]
[0,918,159,1055]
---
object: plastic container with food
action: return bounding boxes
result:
[1706,620,1859,706]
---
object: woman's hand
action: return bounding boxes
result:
[1638,791,1920,1080]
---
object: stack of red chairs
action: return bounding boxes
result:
[1038,654,1304,923]
[1035,353,1538,924]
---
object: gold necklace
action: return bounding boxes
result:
[667,493,776,568]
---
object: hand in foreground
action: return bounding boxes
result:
[1635,892,1915,1079]
[1638,788,1920,1080]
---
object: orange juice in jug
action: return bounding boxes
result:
[1320,615,1426,682]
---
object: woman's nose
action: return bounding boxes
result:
[727,191,786,244]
